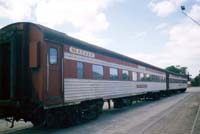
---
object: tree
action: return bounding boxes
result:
[180,67,187,75]
[165,65,188,75]
[191,73,200,86]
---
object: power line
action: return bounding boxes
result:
[181,5,200,26]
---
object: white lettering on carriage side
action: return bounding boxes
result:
[69,47,95,58]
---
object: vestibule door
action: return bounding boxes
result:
[47,43,63,105]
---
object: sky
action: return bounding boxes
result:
[0,0,200,77]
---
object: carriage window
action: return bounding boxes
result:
[146,74,150,81]
[132,72,137,81]
[140,73,145,81]
[77,62,84,78]
[49,48,57,64]
[110,68,118,80]
[161,76,166,82]
[92,64,104,79]
[122,70,129,80]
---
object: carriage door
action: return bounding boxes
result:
[47,43,63,104]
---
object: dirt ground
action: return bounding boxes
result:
[1,87,200,134]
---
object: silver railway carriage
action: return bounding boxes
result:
[0,22,187,127]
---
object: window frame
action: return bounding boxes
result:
[77,61,84,79]
[140,73,145,81]
[49,47,58,64]
[145,74,150,81]
[109,67,118,80]
[132,71,137,81]
[122,70,129,81]
[92,64,104,80]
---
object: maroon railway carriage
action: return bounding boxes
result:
[0,22,187,127]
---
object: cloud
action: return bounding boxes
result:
[155,23,168,31]
[0,0,119,47]
[189,4,200,21]
[128,16,200,77]
[130,31,147,40]
[130,23,169,40]
[34,0,119,46]
[0,0,38,21]
[68,31,110,48]
[155,22,170,34]
[149,0,186,17]
[35,0,111,31]
[0,23,4,29]
[132,2,200,77]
